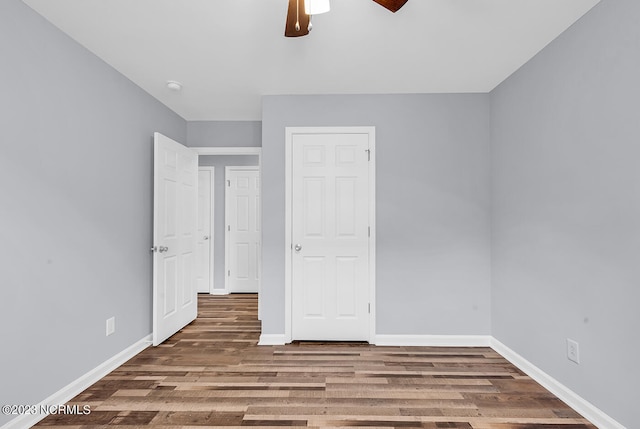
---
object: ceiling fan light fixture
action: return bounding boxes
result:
[304,0,330,15]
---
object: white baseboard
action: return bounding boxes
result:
[374,334,491,347]
[490,338,625,429]
[1,334,152,429]
[210,289,229,295]
[258,334,287,345]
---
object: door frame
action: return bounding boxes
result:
[191,147,263,319]
[284,126,376,343]
[197,166,215,294]
[225,166,261,294]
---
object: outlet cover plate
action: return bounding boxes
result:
[106,317,115,336]
[567,338,579,364]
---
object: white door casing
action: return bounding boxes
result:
[286,127,376,342]
[152,132,198,346]
[225,166,261,293]
[196,167,214,293]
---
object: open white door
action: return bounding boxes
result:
[153,132,198,346]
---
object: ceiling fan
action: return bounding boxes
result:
[285,0,408,37]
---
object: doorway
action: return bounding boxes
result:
[192,147,262,319]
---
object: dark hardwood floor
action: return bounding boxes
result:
[36,294,595,428]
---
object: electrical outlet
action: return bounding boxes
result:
[567,338,579,364]
[106,317,115,336]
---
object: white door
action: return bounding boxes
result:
[152,132,198,346]
[196,168,214,293]
[225,167,261,293]
[291,131,371,341]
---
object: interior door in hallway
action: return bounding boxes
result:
[196,168,213,293]
[291,131,371,341]
[152,132,198,346]
[226,166,261,293]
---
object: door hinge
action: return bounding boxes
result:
[368,303,371,314]
[227,225,231,231]
[365,149,371,161]
[368,226,371,237]
[228,270,230,276]
[227,180,230,187]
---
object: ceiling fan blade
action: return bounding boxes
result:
[372,0,408,13]
[285,0,310,37]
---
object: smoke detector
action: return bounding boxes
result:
[166,80,182,91]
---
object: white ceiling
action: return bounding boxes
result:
[22,0,599,121]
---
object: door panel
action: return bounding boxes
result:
[303,256,326,317]
[162,256,177,316]
[336,256,357,318]
[236,196,249,231]
[226,167,261,293]
[304,178,325,237]
[236,243,249,278]
[291,132,370,341]
[153,132,198,346]
[336,178,357,237]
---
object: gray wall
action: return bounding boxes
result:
[0,1,186,425]
[198,156,260,292]
[261,94,491,336]
[188,121,262,147]
[490,0,639,426]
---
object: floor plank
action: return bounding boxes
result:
[35,294,595,428]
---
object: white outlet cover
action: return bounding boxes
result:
[106,317,115,336]
[567,338,580,364]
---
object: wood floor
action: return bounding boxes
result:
[36,294,595,428]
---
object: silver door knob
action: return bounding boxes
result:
[294,244,302,252]
[159,246,169,253]
[204,236,209,240]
